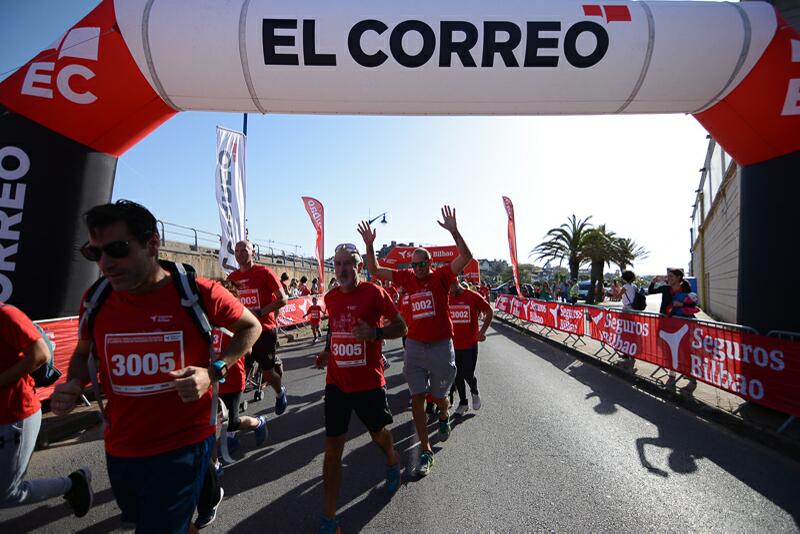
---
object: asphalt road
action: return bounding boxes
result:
[3,321,799,532]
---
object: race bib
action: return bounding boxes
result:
[330,332,367,368]
[103,331,185,396]
[410,290,436,320]
[239,288,261,310]
[450,304,471,324]
[310,310,321,321]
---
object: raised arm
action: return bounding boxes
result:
[357,221,395,282]
[438,205,473,275]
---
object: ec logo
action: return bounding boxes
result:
[20,27,100,105]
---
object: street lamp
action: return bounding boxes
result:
[367,212,388,226]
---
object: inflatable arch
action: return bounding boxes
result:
[0,0,798,333]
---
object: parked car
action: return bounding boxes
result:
[491,281,535,299]
[578,280,592,300]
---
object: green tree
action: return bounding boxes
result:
[581,224,617,304]
[530,215,593,281]
[613,237,649,272]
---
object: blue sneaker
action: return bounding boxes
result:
[319,515,341,534]
[386,462,401,494]
[227,435,241,454]
[417,450,434,477]
[275,386,288,415]
[254,415,268,447]
[438,417,451,441]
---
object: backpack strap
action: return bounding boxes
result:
[78,277,113,424]
[159,260,219,426]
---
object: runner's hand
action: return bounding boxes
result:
[437,205,458,233]
[315,351,330,369]
[169,366,211,402]
[357,221,376,246]
[478,332,487,342]
[352,318,376,341]
[51,378,83,415]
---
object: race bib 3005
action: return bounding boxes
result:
[330,332,367,368]
[103,331,185,396]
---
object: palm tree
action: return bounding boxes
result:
[530,215,593,281]
[581,224,617,304]
[613,237,649,272]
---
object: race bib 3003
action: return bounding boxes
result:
[410,290,436,320]
[103,331,185,396]
[330,332,367,368]
[239,288,261,310]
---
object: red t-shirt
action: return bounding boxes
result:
[299,284,311,296]
[212,328,246,395]
[479,286,490,299]
[324,282,398,393]
[393,266,456,342]
[0,304,42,424]
[83,278,243,457]
[306,305,323,325]
[449,289,492,350]
[227,265,282,330]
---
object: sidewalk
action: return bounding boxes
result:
[493,307,800,458]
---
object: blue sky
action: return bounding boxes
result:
[1,1,712,276]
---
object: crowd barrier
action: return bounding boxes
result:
[493,294,800,422]
[32,296,327,402]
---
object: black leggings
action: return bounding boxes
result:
[450,345,478,403]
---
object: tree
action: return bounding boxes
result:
[581,224,617,304]
[530,215,593,281]
[613,237,649,272]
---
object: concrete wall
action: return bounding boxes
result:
[692,170,740,323]
[160,241,334,286]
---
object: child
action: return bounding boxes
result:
[304,297,323,342]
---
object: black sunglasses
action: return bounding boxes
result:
[80,240,133,262]
[410,261,429,269]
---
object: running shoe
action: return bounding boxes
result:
[275,386,288,415]
[64,467,93,518]
[382,354,391,369]
[227,434,241,454]
[386,463,401,494]
[195,487,224,529]
[254,415,269,447]
[438,417,451,441]
[454,403,469,416]
[215,461,224,478]
[319,515,341,534]
[417,450,435,477]
[471,392,482,411]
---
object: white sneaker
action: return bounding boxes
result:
[471,393,482,411]
[454,404,469,416]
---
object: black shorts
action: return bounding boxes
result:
[247,328,282,372]
[324,384,393,437]
[220,392,242,431]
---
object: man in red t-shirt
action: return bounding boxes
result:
[358,205,472,477]
[228,240,289,415]
[304,297,323,342]
[0,304,93,516]
[51,200,261,533]
[448,280,493,415]
[313,244,407,533]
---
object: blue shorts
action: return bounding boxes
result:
[106,434,213,533]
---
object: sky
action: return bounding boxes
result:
[1,1,713,276]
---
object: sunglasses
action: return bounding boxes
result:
[335,243,359,253]
[411,261,429,269]
[80,240,133,262]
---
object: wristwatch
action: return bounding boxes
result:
[210,360,228,383]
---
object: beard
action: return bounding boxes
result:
[336,270,355,287]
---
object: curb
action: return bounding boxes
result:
[493,315,800,461]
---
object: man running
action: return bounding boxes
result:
[448,280,493,415]
[358,205,472,477]
[51,200,261,533]
[0,304,92,516]
[314,243,407,534]
[228,240,289,415]
[304,297,323,343]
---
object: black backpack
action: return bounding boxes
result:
[631,286,647,311]
[31,323,62,387]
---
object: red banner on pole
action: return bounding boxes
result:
[301,196,325,288]
[502,196,522,298]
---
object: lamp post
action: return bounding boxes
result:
[367,212,388,226]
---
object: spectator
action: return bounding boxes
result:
[328,278,338,290]
[648,268,686,315]
[298,276,311,296]
[620,270,637,312]
[280,272,290,294]
[611,280,622,301]
[669,280,701,318]
[595,280,605,303]
[540,281,553,301]
[569,279,579,304]
[559,280,569,302]
[288,278,300,298]
[311,278,320,295]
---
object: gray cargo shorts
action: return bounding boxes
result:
[403,338,457,399]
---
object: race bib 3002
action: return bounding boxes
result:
[410,290,436,320]
[103,331,185,396]
[330,332,367,368]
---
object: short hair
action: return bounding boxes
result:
[281,272,289,281]
[412,248,431,261]
[235,240,252,250]
[621,270,635,283]
[300,276,308,284]
[84,200,157,245]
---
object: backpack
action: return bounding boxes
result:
[31,323,62,387]
[79,260,217,425]
[631,286,647,311]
